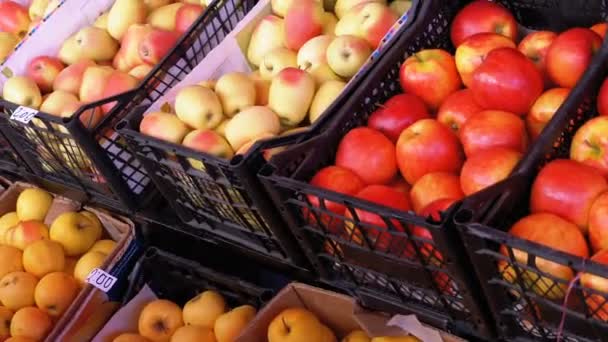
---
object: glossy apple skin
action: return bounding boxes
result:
[459,110,528,157]
[450,0,518,47]
[399,49,462,110]
[582,249,608,321]
[367,94,430,143]
[460,147,522,195]
[546,28,602,88]
[471,47,544,115]
[589,192,608,253]
[0,1,29,37]
[500,213,589,299]
[344,185,411,255]
[531,159,608,233]
[335,127,397,185]
[591,22,608,38]
[455,32,516,87]
[410,172,463,213]
[597,77,608,116]
[396,119,464,185]
[27,56,65,93]
[437,89,482,134]
[518,30,557,85]
[526,88,570,140]
[570,116,608,176]
[304,166,365,234]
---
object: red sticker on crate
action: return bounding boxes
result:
[86,268,117,293]
[10,106,38,124]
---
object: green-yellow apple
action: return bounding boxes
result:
[225,106,281,150]
[43,0,61,17]
[147,3,184,31]
[268,67,316,126]
[144,0,172,11]
[113,24,153,72]
[326,35,372,78]
[260,47,298,80]
[175,85,224,129]
[271,0,295,17]
[309,80,346,122]
[2,76,42,109]
[390,0,412,16]
[29,0,50,21]
[0,32,17,62]
[58,26,119,64]
[267,308,332,342]
[182,129,234,160]
[129,64,153,80]
[79,66,114,103]
[93,12,109,30]
[16,188,53,222]
[284,0,324,50]
[247,15,285,67]
[49,212,102,256]
[40,91,79,116]
[140,112,191,143]
[335,2,397,48]
[53,59,96,95]
[26,56,65,93]
[107,0,148,40]
[298,35,341,85]
[214,72,256,117]
[334,0,386,18]
[322,12,338,35]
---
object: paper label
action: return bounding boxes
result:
[86,268,117,293]
[10,106,38,124]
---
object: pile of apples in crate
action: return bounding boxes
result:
[138,0,409,159]
[0,0,63,63]
[1,0,212,128]
[0,188,116,341]
[304,0,607,257]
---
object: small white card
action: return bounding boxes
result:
[10,106,38,124]
[86,268,118,293]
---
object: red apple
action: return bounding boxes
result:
[450,0,518,47]
[305,166,365,234]
[460,147,522,195]
[138,28,181,65]
[526,88,570,140]
[597,77,608,116]
[399,49,462,110]
[335,127,397,185]
[27,56,65,93]
[570,116,608,177]
[531,159,608,233]
[100,71,139,114]
[500,213,589,299]
[396,119,464,185]
[388,176,411,194]
[546,28,602,88]
[367,93,430,143]
[175,4,205,34]
[591,22,608,39]
[459,110,528,157]
[284,0,324,50]
[471,47,544,115]
[0,1,30,38]
[437,89,482,134]
[410,172,464,213]
[455,32,515,87]
[518,30,557,85]
[409,198,457,263]
[589,192,608,253]
[344,185,411,255]
[581,249,608,321]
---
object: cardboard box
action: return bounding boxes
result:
[238,283,467,342]
[0,182,135,342]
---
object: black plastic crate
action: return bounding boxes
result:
[116,1,421,269]
[124,247,279,310]
[0,0,260,212]
[455,31,608,342]
[259,0,608,339]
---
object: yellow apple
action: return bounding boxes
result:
[0,245,23,279]
[171,325,216,342]
[247,15,285,66]
[16,188,52,222]
[34,271,79,317]
[225,106,281,150]
[29,0,50,21]
[140,111,191,144]
[139,299,183,341]
[0,212,19,244]
[147,3,184,31]
[58,27,119,64]
[268,68,315,126]
[322,12,338,35]
[259,47,298,80]
[49,212,102,256]
[10,221,49,250]
[214,72,256,117]
[342,330,371,342]
[183,290,226,328]
[94,12,109,30]
[335,0,386,18]
[40,90,80,116]
[175,85,224,129]
[0,32,18,62]
[268,308,328,342]
[297,35,341,85]
[310,80,346,123]
[371,336,421,342]
[23,240,65,277]
[89,239,116,255]
[326,35,372,78]
[73,251,106,284]
[107,0,148,40]
[214,305,257,342]
[0,272,37,310]
[2,76,42,109]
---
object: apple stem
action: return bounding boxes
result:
[282,317,290,334]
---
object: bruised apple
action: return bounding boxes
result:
[450,0,518,47]
[531,159,608,233]
[409,172,463,213]
[367,94,430,143]
[344,185,411,255]
[500,213,589,299]
[437,89,482,134]
[335,127,397,185]
[305,166,365,234]
[459,110,528,157]
[526,88,569,140]
[460,147,522,195]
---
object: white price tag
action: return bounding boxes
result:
[10,106,38,124]
[86,268,117,293]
